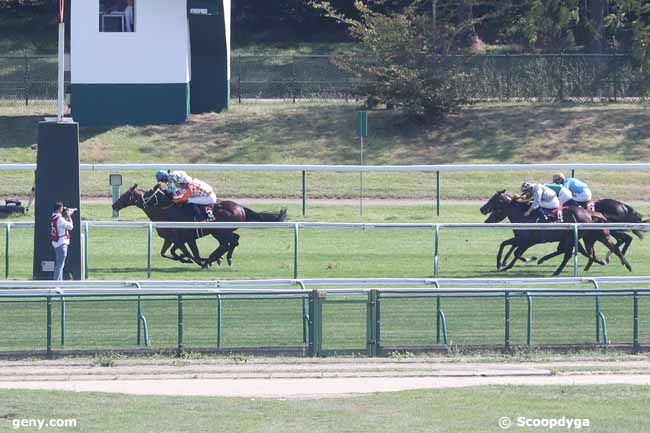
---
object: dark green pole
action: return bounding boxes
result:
[293,224,299,279]
[308,290,322,357]
[46,296,53,359]
[216,295,222,349]
[436,171,440,216]
[367,290,380,357]
[527,294,533,347]
[177,295,184,356]
[433,225,440,278]
[504,292,511,352]
[60,296,65,347]
[436,296,441,344]
[146,224,152,279]
[137,296,142,346]
[573,224,579,277]
[633,292,639,354]
[5,224,10,279]
[301,170,306,217]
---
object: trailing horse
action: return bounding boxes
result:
[593,199,648,262]
[480,190,631,276]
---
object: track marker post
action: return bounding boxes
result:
[357,111,368,216]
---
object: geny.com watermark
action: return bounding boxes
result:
[11,418,77,430]
[499,416,591,429]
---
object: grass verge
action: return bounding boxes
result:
[0,386,649,433]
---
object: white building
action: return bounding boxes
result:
[71,0,230,125]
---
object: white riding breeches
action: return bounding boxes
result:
[188,193,217,206]
[558,188,573,205]
[572,188,592,203]
[537,196,560,210]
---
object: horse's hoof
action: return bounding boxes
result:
[227,258,233,266]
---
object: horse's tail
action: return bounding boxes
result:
[244,207,287,222]
[625,204,644,223]
[624,204,645,239]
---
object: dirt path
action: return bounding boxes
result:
[1,358,649,399]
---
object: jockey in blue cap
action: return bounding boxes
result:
[552,173,592,208]
[155,170,189,195]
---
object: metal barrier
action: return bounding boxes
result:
[2,162,650,216]
[2,220,649,279]
[0,284,648,357]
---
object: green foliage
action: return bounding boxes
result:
[313,1,471,121]
[520,0,581,51]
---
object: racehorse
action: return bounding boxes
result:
[113,185,287,267]
[593,199,648,262]
[480,190,631,276]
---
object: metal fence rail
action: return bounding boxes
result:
[2,162,650,216]
[0,283,648,357]
[2,220,650,280]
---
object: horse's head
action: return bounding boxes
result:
[480,190,510,215]
[480,190,511,223]
[112,184,144,211]
[142,184,173,208]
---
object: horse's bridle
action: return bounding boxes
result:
[142,188,175,210]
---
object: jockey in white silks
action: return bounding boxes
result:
[521,181,561,222]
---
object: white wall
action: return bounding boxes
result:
[72,0,190,84]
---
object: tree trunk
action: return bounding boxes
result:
[456,0,477,49]
[588,0,606,52]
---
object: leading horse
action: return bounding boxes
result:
[113,185,287,267]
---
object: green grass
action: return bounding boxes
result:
[0,386,649,432]
[1,102,649,199]
[2,204,650,353]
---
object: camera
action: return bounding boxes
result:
[63,207,77,215]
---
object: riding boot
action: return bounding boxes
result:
[192,205,202,221]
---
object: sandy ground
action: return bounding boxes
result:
[1,358,650,399]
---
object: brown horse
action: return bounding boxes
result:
[480,190,631,276]
[113,185,287,267]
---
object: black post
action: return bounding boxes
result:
[33,121,81,280]
[23,52,29,107]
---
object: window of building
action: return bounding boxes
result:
[99,0,135,32]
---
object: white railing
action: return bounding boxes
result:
[2,220,649,279]
[2,163,650,172]
[3,162,650,216]
[1,276,650,293]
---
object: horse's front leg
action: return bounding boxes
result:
[497,238,516,270]
[185,238,208,268]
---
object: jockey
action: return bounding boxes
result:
[552,173,592,207]
[155,170,189,195]
[544,181,573,206]
[172,173,217,222]
[521,181,561,222]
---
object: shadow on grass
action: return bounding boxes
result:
[0,116,115,150]
[89,266,216,274]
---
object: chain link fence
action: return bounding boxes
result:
[0,54,647,111]
[0,54,62,112]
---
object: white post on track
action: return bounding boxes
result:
[56,0,65,121]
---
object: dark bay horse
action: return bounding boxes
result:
[480,190,631,276]
[593,198,648,262]
[112,185,213,267]
[113,185,287,267]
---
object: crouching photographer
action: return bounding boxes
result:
[50,201,76,281]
